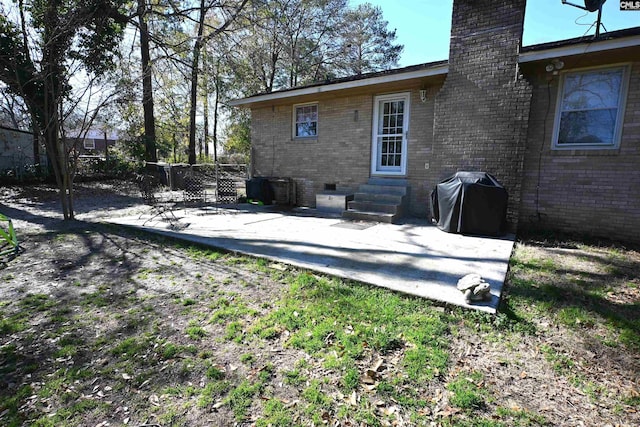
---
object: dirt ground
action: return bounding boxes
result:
[0,181,638,426]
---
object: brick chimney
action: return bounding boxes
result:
[431,0,532,228]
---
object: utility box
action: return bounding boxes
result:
[316,191,354,214]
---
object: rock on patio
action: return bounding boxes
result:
[107,206,515,313]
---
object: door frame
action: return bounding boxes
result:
[370,92,410,177]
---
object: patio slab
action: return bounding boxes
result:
[105,206,515,313]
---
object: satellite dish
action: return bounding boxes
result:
[561,0,607,37]
[584,0,606,12]
[561,0,606,12]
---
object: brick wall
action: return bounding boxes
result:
[405,86,437,216]
[519,61,640,243]
[250,94,375,207]
[249,83,442,211]
[431,0,532,228]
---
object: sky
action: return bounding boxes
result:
[351,0,640,67]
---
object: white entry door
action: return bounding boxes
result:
[371,93,410,176]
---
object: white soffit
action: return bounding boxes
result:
[519,34,640,63]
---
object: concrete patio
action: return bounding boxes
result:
[106,205,515,313]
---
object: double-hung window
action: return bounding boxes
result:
[294,103,318,138]
[553,65,629,149]
[83,139,96,150]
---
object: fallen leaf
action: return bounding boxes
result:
[349,391,358,406]
[372,357,385,372]
[383,405,397,416]
[361,371,377,385]
[437,406,460,417]
[284,399,299,409]
[149,394,160,406]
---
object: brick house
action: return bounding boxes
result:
[67,129,118,158]
[230,0,640,244]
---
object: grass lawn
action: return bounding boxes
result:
[0,220,638,426]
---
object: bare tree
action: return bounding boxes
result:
[0,0,128,219]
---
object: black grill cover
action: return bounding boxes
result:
[430,172,508,236]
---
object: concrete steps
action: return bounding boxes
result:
[342,178,409,224]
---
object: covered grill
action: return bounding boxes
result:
[430,172,508,236]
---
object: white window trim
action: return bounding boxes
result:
[551,64,630,151]
[292,102,319,139]
[371,92,410,176]
[83,138,96,150]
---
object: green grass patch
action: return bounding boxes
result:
[111,336,148,358]
[184,245,225,262]
[160,342,197,360]
[301,379,331,408]
[283,368,306,386]
[341,367,359,391]
[0,384,32,426]
[224,321,245,342]
[209,296,258,324]
[495,406,551,426]
[224,364,273,420]
[447,371,487,411]
[256,399,292,426]
[20,293,55,311]
[185,321,207,340]
[206,364,225,380]
[505,240,640,351]
[197,380,230,408]
[253,272,450,382]
[0,314,27,336]
[182,297,197,306]
[240,353,255,365]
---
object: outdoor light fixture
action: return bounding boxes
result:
[419,89,428,103]
[546,59,565,75]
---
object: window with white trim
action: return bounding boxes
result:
[83,139,96,150]
[553,66,629,149]
[293,103,318,138]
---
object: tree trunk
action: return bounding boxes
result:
[212,74,219,163]
[188,0,206,165]
[203,86,209,159]
[32,122,41,172]
[138,0,157,162]
[43,0,73,220]
[202,47,210,160]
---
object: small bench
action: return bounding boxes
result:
[316,191,354,214]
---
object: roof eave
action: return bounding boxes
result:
[230,30,640,107]
[229,63,449,107]
[519,33,640,63]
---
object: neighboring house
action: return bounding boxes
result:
[230,0,640,244]
[67,129,118,158]
[0,126,45,175]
